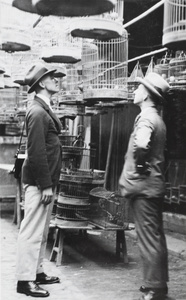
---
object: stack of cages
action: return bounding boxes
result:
[0,51,22,135]
[56,129,105,227]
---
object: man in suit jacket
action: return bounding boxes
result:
[16,63,62,297]
[119,73,170,300]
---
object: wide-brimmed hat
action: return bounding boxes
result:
[136,72,170,102]
[24,62,56,93]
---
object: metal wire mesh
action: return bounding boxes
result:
[82,32,128,102]
[163,0,186,49]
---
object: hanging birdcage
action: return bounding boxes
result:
[127,61,144,100]
[13,0,116,17]
[154,52,171,80]
[70,0,124,40]
[11,51,40,85]
[0,1,33,52]
[163,0,186,50]
[82,32,128,103]
[36,17,82,64]
[168,50,186,88]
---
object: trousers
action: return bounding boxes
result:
[16,185,56,281]
[131,197,169,289]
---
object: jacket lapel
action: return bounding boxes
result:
[34,96,62,133]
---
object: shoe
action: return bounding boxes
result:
[139,289,167,300]
[17,281,49,297]
[140,285,168,295]
[36,272,60,284]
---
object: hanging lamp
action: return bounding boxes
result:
[13,0,116,17]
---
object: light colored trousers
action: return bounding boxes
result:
[16,185,56,281]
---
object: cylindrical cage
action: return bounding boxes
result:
[82,31,128,102]
[163,0,186,49]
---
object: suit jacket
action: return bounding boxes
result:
[22,96,62,190]
[119,106,166,199]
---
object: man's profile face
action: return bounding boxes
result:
[133,84,146,106]
[41,73,59,94]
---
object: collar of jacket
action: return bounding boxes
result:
[34,95,62,133]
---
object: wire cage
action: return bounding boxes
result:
[35,17,82,64]
[70,0,124,40]
[0,0,33,52]
[81,32,128,103]
[154,52,172,80]
[82,187,132,229]
[57,63,83,102]
[11,51,40,85]
[163,0,186,50]
[168,50,186,88]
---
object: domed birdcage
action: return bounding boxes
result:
[0,0,33,52]
[168,50,186,88]
[163,0,186,50]
[70,0,124,40]
[35,17,82,64]
[154,52,171,80]
[82,32,128,104]
[11,51,40,85]
[12,0,116,17]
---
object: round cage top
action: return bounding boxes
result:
[70,18,125,40]
[12,0,116,17]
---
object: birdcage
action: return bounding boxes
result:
[13,0,116,17]
[70,0,124,40]
[0,1,33,52]
[127,61,143,100]
[57,63,83,102]
[37,17,82,64]
[11,51,40,85]
[82,33,128,103]
[81,187,132,229]
[163,0,186,50]
[154,52,171,80]
[168,50,186,88]
[55,169,105,226]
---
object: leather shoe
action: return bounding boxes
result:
[139,289,168,300]
[36,272,60,284]
[140,285,168,295]
[17,281,49,297]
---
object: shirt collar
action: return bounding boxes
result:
[37,93,53,111]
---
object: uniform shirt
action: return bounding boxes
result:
[119,106,166,199]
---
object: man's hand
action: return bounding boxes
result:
[41,187,53,205]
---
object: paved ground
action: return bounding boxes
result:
[1,212,186,300]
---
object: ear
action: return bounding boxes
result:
[38,80,45,89]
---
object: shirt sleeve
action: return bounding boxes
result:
[133,119,154,171]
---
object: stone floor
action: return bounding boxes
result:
[1,212,186,300]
